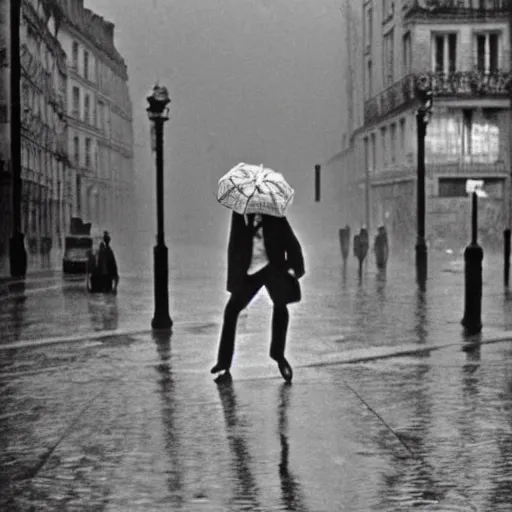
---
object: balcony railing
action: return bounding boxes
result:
[364,70,512,125]
[364,74,417,126]
[402,0,510,17]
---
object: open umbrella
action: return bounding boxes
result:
[217,162,295,217]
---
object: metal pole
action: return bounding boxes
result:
[9,0,27,278]
[415,111,427,286]
[155,120,165,246]
[152,117,172,330]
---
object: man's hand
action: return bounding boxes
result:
[288,268,304,279]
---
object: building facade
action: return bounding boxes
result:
[57,0,134,241]
[334,0,511,253]
[0,0,69,276]
[0,0,134,277]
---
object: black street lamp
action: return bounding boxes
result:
[415,76,433,288]
[147,84,173,330]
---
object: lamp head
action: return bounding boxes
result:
[147,84,171,119]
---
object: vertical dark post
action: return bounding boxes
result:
[461,192,483,335]
[314,164,320,202]
[415,84,432,289]
[147,85,173,331]
[416,111,427,286]
[9,0,27,278]
[504,228,511,287]
[155,120,165,246]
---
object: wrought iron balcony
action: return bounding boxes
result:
[418,70,512,97]
[402,0,510,17]
[364,70,512,125]
[364,74,417,126]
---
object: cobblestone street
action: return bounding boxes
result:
[1,243,512,510]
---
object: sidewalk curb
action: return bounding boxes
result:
[303,332,511,368]
[2,323,512,367]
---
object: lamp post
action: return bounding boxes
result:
[415,77,433,288]
[147,84,173,330]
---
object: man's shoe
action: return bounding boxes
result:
[277,358,293,383]
[211,363,229,374]
[214,370,232,384]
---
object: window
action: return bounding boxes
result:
[390,123,397,163]
[399,118,406,155]
[370,133,376,171]
[97,100,103,130]
[364,137,369,172]
[475,33,500,73]
[437,178,504,198]
[380,126,387,167]
[438,178,467,198]
[383,29,394,87]
[72,86,80,118]
[426,108,500,164]
[432,33,457,74]
[73,135,80,166]
[72,41,79,70]
[382,0,394,20]
[84,50,89,80]
[84,94,90,124]
[364,5,372,50]
[85,138,91,168]
[365,59,373,99]
[402,32,412,75]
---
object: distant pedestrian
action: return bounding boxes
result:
[211,212,305,382]
[374,226,389,270]
[102,231,119,293]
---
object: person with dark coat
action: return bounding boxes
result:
[102,232,119,293]
[211,212,305,382]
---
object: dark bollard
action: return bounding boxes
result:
[338,225,350,263]
[504,228,511,287]
[374,226,389,270]
[461,192,483,335]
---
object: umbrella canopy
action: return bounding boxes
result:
[217,162,295,217]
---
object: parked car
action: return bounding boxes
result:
[62,235,93,274]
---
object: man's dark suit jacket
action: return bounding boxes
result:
[226,212,305,303]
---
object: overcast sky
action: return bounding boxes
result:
[84,0,345,249]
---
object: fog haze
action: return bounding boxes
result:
[84,0,345,252]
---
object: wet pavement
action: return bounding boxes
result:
[1,241,512,511]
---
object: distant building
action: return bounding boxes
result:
[0,0,69,275]
[57,0,134,239]
[333,0,511,252]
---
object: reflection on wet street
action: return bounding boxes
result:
[1,245,512,510]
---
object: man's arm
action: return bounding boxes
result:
[282,218,305,278]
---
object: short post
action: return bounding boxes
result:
[461,192,483,335]
[338,225,350,263]
[504,228,511,287]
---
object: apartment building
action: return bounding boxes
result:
[0,0,69,275]
[334,0,511,252]
[58,0,134,238]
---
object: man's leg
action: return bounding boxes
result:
[212,271,264,372]
[269,304,289,362]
